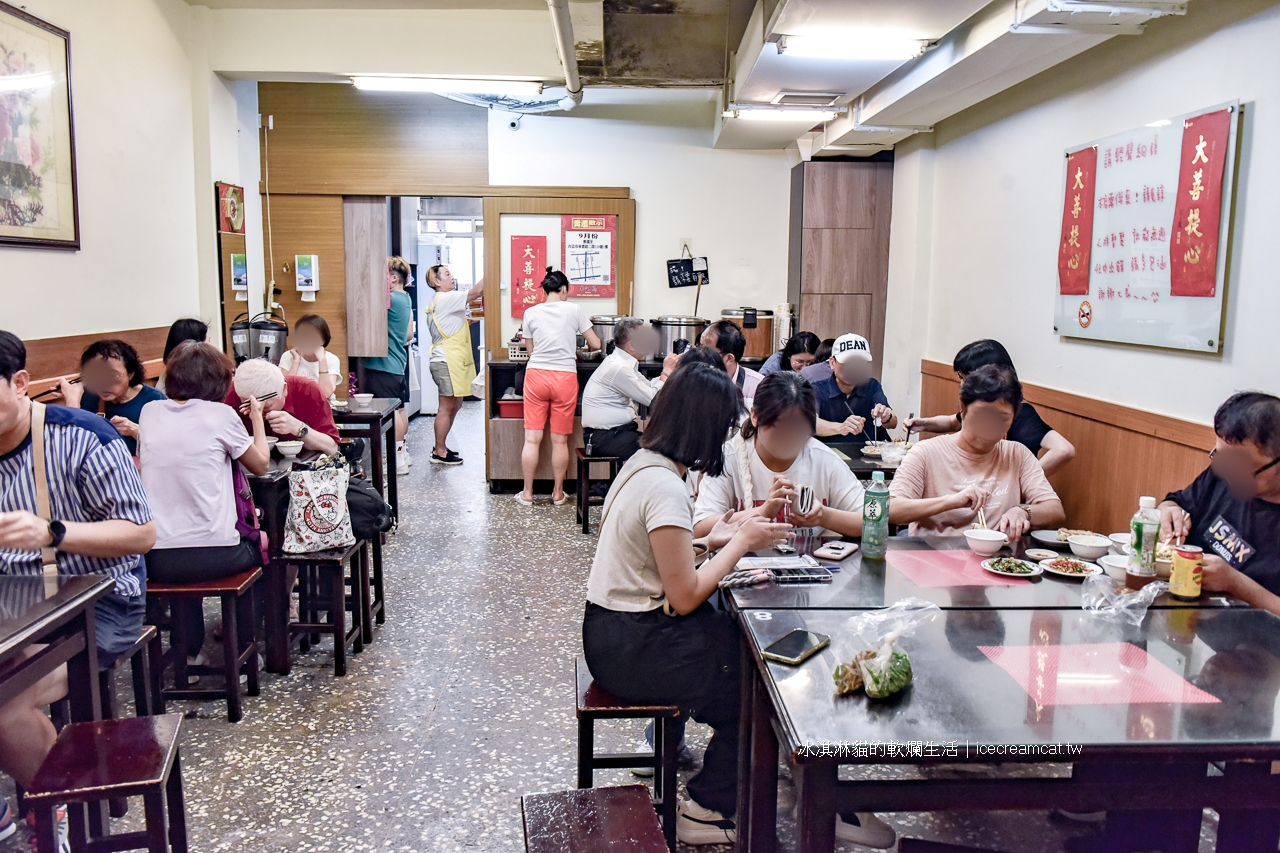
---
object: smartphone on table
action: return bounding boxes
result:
[761,630,830,666]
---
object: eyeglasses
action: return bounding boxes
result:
[1209,447,1280,478]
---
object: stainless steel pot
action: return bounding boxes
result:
[590,315,628,346]
[650,316,708,358]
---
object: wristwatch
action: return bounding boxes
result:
[298,425,310,439]
[48,520,67,549]
[1019,503,1034,522]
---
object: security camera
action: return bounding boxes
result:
[507,116,522,131]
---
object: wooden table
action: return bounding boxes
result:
[734,605,1280,853]
[248,470,293,674]
[726,537,1243,612]
[822,441,902,479]
[333,397,401,524]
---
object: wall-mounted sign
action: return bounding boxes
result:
[561,214,616,298]
[230,253,248,291]
[216,182,245,234]
[295,254,319,303]
[1054,101,1239,353]
[510,235,547,319]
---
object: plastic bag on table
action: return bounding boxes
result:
[834,598,940,698]
[1081,574,1168,628]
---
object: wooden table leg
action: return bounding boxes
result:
[384,417,399,524]
[66,606,107,840]
[747,669,779,853]
[370,428,386,520]
[794,762,837,853]
[263,561,291,675]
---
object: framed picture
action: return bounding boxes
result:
[216,182,245,233]
[0,2,77,249]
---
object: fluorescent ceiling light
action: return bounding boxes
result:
[778,33,925,62]
[1146,119,1172,127]
[350,76,542,96]
[731,108,838,123]
[0,72,54,93]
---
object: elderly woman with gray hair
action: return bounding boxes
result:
[579,318,681,467]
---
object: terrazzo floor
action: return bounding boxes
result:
[0,401,1221,852]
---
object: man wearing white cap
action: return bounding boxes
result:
[812,333,897,440]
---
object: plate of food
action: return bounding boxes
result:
[981,557,1042,577]
[1024,548,1058,561]
[1030,528,1093,548]
[1038,557,1101,578]
[861,444,882,458]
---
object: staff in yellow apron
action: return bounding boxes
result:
[423,265,485,465]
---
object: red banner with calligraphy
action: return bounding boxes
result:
[1169,108,1231,297]
[1057,147,1097,295]
[510,235,546,319]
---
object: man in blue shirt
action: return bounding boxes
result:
[0,330,154,829]
[812,333,897,441]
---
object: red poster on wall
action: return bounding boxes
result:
[1057,147,1097,295]
[1169,108,1232,297]
[561,215,617,298]
[510,235,547,319]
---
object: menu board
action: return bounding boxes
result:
[561,215,616,298]
[1054,102,1239,353]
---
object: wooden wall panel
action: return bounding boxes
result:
[918,359,1213,535]
[343,197,389,358]
[23,327,169,381]
[799,294,873,343]
[260,194,349,396]
[258,83,489,195]
[802,161,878,229]
[801,228,883,294]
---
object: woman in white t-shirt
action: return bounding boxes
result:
[694,371,866,539]
[582,363,790,845]
[279,314,341,400]
[139,341,271,664]
[515,268,601,506]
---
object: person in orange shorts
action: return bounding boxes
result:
[517,268,601,505]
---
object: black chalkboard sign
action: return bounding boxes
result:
[667,258,709,288]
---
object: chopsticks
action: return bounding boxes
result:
[237,391,278,412]
[977,507,989,530]
[904,411,916,444]
[30,377,81,401]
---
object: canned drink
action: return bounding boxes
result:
[1170,544,1204,601]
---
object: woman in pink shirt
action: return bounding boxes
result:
[889,365,1065,537]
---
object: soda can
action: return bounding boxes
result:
[1170,544,1204,601]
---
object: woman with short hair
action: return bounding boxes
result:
[583,363,791,846]
[890,365,1066,537]
[280,314,340,400]
[56,339,165,455]
[157,319,208,394]
[515,268,601,505]
[139,341,270,665]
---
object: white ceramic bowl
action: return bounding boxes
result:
[964,528,1009,557]
[353,393,374,409]
[1068,534,1112,560]
[879,446,907,465]
[276,440,304,458]
[266,436,278,450]
[1109,532,1131,555]
[1098,554,1129,581]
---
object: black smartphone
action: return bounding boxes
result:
[761,630,830,666]
[673,338,690,355]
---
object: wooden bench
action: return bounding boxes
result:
[292,541,368,677]
[26,714,188,853]
[522,785,669,853]
[575,448,621,534]
[575,657,678,850]
[148,569,261,723]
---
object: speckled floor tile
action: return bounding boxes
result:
[0,402,1222,852]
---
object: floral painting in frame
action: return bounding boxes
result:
[0,1,77,249]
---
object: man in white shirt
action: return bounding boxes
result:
[701,320,762,401]
[581,319,679,466]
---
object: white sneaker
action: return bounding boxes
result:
[402,446,412,468]
[396,448,410,476]
[835,812,896,848]
[185,653,207,686]
[677,799,736,846]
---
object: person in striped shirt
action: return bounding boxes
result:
[0,330,154,834]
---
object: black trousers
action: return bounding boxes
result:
[582,601,741,816]
[147,537,262,657]
[583,423,642,466]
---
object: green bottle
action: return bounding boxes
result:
[862,471,890,559]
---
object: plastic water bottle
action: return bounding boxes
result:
[1128,495,1160,576]
[862,471,890,559]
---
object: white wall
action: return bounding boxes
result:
[0,0,201,341]
[488,89,793,325]
[885,0,1280,426]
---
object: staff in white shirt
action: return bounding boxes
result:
[581,319,680,466]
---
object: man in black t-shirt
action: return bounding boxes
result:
[1161,392,1280,611]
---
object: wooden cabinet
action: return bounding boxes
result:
[787,160,893,377]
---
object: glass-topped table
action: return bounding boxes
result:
[735,605,1280,852]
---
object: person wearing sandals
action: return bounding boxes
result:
[582,362,793,845]
[515,268,601,506]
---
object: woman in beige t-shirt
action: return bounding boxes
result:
[890,365,1066,537]
[582,363,790,846]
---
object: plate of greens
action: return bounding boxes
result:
[981,557,1042,577]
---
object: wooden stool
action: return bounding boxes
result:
[292,541,367,677]
[27,714,188,853]
[575,448,621,534]
[522,785,669,853]
[575,657,679,851]
[148,568,261,723]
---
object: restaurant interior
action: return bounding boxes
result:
[2,0,1280,851]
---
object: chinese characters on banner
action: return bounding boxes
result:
[510,235,546,319]
[561,215,617,298]
[1057,147,1096,295]
[1170,109,1231,297]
